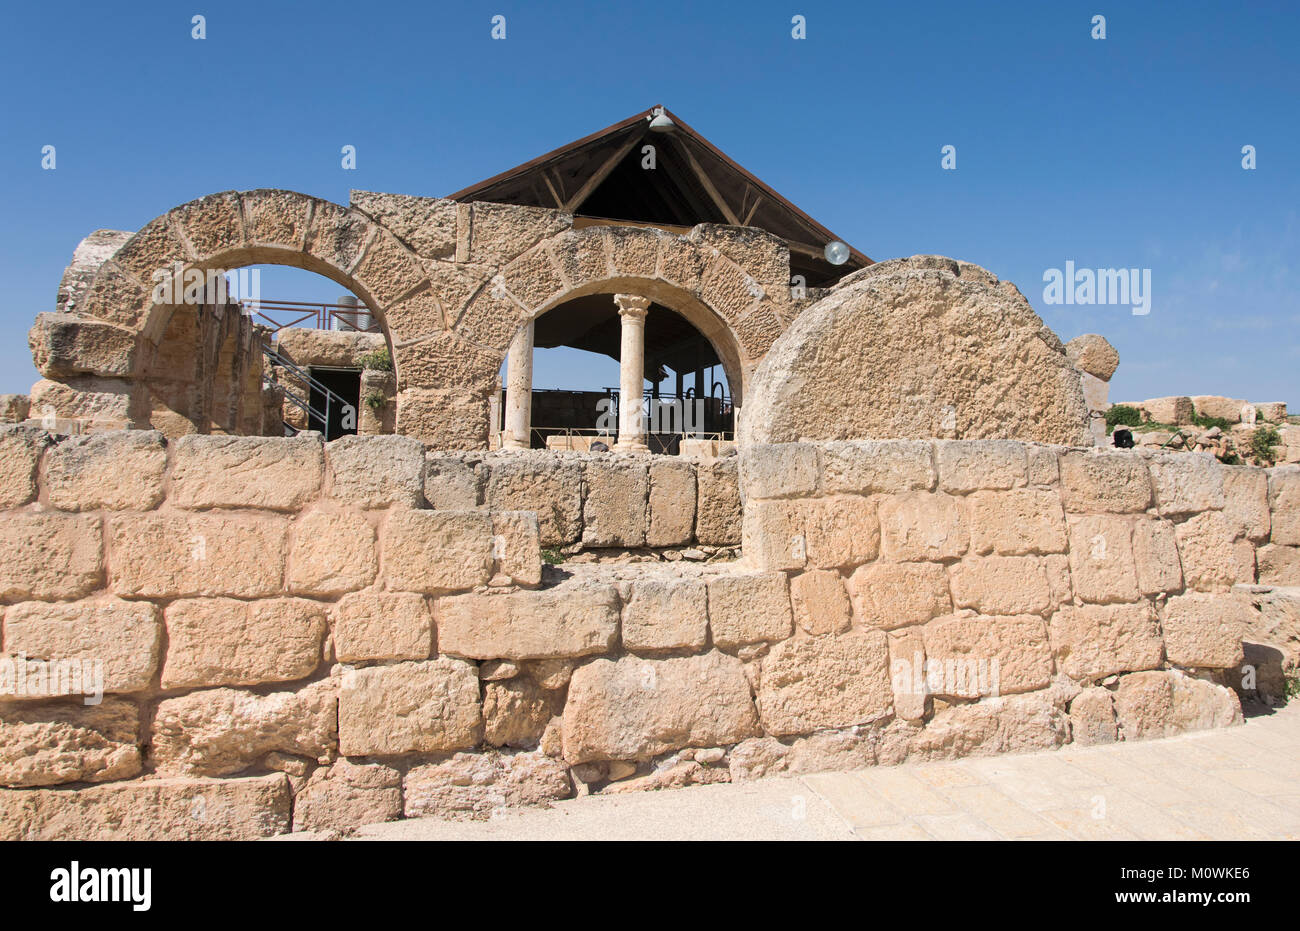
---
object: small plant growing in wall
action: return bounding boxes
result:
[1105,404,1142,430]
[364,391,387,412]
[1251,424,1281,466]
[357,347,393,371]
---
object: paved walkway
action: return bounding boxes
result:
[352,703,1300,841]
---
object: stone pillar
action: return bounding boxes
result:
[503,319,533,449]
[613,294,651,452]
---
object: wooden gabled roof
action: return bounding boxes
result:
[447,105,872,287]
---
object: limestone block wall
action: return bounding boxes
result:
[1,428,1293,840]
[426,449,741,549]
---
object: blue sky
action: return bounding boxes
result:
[1,0,1296,402]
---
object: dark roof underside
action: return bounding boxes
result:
[447,106,871,288]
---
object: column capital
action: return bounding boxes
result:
[613,293,651,319]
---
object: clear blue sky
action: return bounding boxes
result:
[2,0,1296,403]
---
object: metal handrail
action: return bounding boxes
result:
[262,343,356,439]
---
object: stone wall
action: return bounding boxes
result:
[1,429,1291,839]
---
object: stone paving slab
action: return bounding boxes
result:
[347,704,1300,841]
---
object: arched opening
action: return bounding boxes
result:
[137,260,393,440]
[496,289,737,453]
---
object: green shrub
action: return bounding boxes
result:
[1191,412,1233,432]
[1251,424,1281,466]
[357,347,393,372]
[364,391,387,412]
[541,547,565,566]
[1106,405,1142,429]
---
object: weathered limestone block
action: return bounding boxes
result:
[483,676,557,748]
[740,443,820,500]
[43,431,166,511]
[967,488,1068,556]
[169,435,324,510]
[562,652,759,763]
[1139,396,1194,425]
[0,513,102,603]
[437,580,619,660]
[1067,514,1140,604]
[695,458,741,545]
[0,773,292,840]
[469,201,570,266]
[28,378,141,430]
[1048,602,1163,680]
[1057,450,1152,512]
[0,426,42,508]
[742,262,1090,445]
[485,455,584,546]
[1131,517,1184,595]
[803,495,879,569]
[822,440,935,494]
[288,508,377,596]
[327,435,427,509]
[1026,445,1061,486]
[1065,334,1120,381]
[706,571,793,648]
[161,598,326,688]
[1269,467,1300,546]
[382,510,493,593]
[397,386,492,449]
[1174,511,1239,593]
[1257,545,1300,585]
[1222,466,1271,542]
[2,599,161,694]
[151,680,337,777]
[878,492,968,562]
[109,513,285,599]
[1191,396,1248,423]
[1114,670,1242,740]
[1148,453,1225,517]
[332,590,432,662]
[647,459,696,547]
[886,627,928,721]
[1067,687,1118,745]
[28,312,138,378]
[1161,592,1248,668]
[847,560,950,630]
[936,440,1028,493]
[908,694,1069,761]
[403,749,572,819]
[740,498,806,571]
[0,698,140,787]
[693,225,791,302]
[622,577,708,652]
[273,327,385,369]
[491,511,542,587]
[922,613,1052,697]
[56,229,131,313]
[789,569,852,635]
[583,458,648,547]
[292,758,403,832]
[758,630,891,735]
[949,556,1053,616]
[350,190,457,261]
[1255,402,1288,423]
[424,454,481,510]
[338,657,482,756]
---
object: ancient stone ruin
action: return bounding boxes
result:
[2,107,1296,839]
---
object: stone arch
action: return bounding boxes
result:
[740,256,1093,447]
[395,223,797,447]
[36,189,451,436]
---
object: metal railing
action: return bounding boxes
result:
[246,299,379,333]
[262,343,357,440]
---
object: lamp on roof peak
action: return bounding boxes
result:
[647,107,675,132]
[824,240,850,266]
